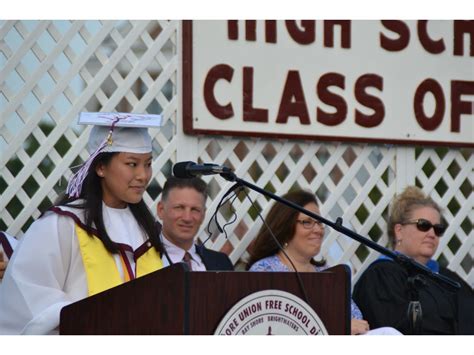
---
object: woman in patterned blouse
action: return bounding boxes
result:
[246,189,400,335]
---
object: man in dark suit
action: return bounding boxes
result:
[157,176,233,271]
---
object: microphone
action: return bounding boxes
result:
[173,161,232,178]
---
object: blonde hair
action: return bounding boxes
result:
[388,186,442,249]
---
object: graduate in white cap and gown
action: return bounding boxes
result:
[0,112,164,335]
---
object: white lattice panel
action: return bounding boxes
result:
[1,20,178,232]
[1,20,473,288]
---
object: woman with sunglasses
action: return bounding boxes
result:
[353,186,474,334]
[247,190,401,335]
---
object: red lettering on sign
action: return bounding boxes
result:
[324,20,351,48]
[204,64,234,119]
[317,72,347,126]
[228,20,277,43]
[381,20,474,56]
[227,20,352,48]
[418,20,445,54]
[414,79,445,131]
[380,20,410,51]
[454,20,474,56]
[276,70,310,124]
[354,74,385,128]
[286,20,315,45]
[243,67,269,122]
[451,80,474,132]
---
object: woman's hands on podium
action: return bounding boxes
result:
[351,319,370,335]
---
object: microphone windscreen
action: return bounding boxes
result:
[173,161,195,178]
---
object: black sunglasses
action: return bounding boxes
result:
[400,218,447,237]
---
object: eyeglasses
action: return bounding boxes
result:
[400,218,447,237]
[296,219,324,230]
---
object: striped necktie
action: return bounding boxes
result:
[182,251,193,271]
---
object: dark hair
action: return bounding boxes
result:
[388,185,442,249]
[58,152,163,254]
[246,189,326,269]
[162,176,208,203]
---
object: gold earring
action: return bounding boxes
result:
[283,242,288,249]
[396,240,401,246]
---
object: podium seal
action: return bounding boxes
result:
[214,289,328,335]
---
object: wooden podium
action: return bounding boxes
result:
[60,263,351,335]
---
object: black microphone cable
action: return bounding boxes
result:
[203,182,242,246]
[240,188,310,305]
[205,182,311,305]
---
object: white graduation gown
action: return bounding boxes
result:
[0,202,146,335]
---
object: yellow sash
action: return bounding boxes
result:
[76,225,163,296]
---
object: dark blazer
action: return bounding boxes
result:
[196,244,234,271]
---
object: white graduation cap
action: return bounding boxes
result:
[66,112,162,198]
[79,112,162,129]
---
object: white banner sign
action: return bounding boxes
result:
[182,20,474,147]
